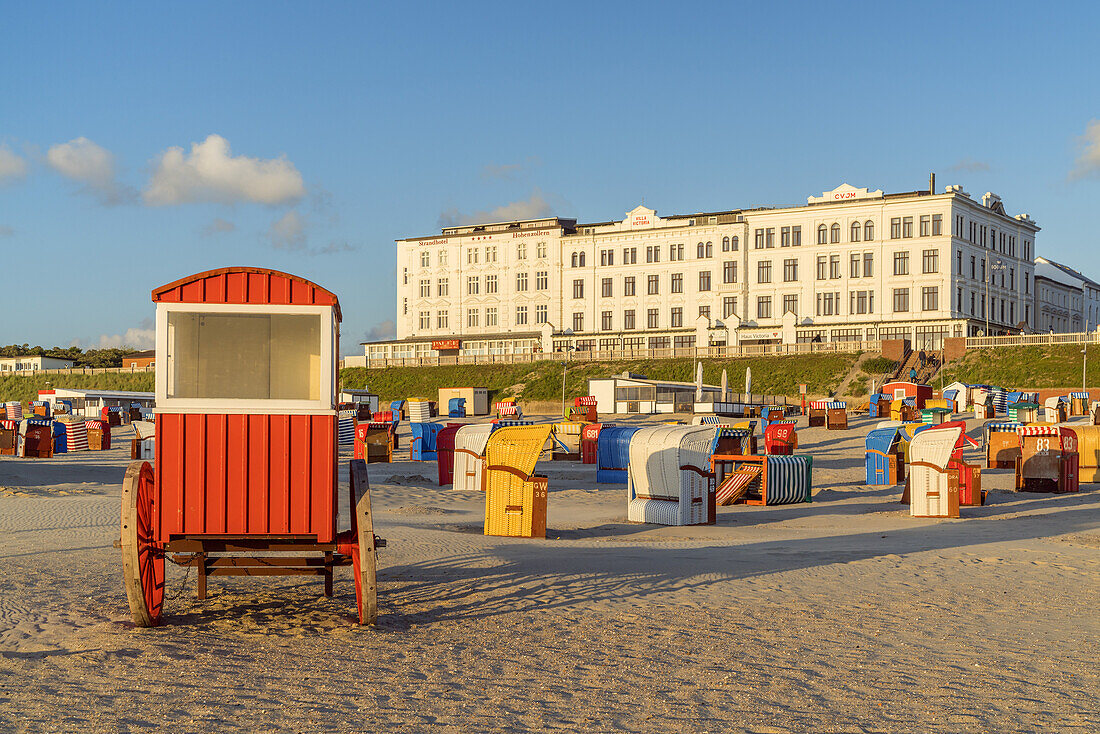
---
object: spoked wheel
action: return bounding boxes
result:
[349,459,378,625]
[121,461,164,627]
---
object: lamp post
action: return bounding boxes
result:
[559,329,575,418]
[984,255,1007,337]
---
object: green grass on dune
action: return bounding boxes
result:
[0,373,154,407]
[938,344,1100,389]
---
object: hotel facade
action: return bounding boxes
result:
[367,180,1041,362]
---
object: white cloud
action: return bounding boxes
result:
[438,190,556,227]
[268,210,306,250]
[0,225,13,237]
[1070,119,1100,181]
[947,157,991,173]
[201,217,236,236]
[46,137,133,204]
[363,320,396,342]
[144,134,305,206]
[0,146,28,184]
[480,156,541,181]
[93,326,155,349]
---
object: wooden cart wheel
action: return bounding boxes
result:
[349,459,378,625]
[121,461,164,627]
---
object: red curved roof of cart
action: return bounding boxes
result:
[151,267,341,321]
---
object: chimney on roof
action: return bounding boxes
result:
[929,172,936,195]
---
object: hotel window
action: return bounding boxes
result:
[830,223,840,243]
[893,251,909,276]
[757,261,772,284]
[649,336,670,349]
[600,249,614,266]
[791,226,801,246]
[723,260,737,283]
[731,235,740,251]
[571,252,578,267]
[699,305,710,319]
[817,224,827,245]
[622,276,635,297]
[420,251,430,267]
[402,268,408,285]
[467,248,478,264]
[723,297,737,318]
[699,271,712,291]
[485,274,498,294]
[1010,301,1015,323]
[863,252,873,277]
[764,230,774,248]
[722,236,730,251]
[485,307,498,327]
[572,313,584,332]
[647,308,659,329]
[536,305,548,324]
[573,279,584,299]
[601,278,613,298]
[922,249,939,274]
[647,245,660,263]
[516,243,527,260]
[467,308,479,327]
[902,217,913,238]
[671,307,683,328]
[864,220,874,241]
[467,276,479,295]
[439,250,449,267]
[536,241,547,258]
[816,292,840,316]
[1009,267,1015,289]
[578,252,585,266]
[535,271,548,290]
[970,255,976,279]
[437,278,449,297]
[970,292,976,314]
[783,258,797,282]
[850,221,861,242]
[850,290,873,315]
[1024,272,1030,295]
[781,226,791,247]
[919,215,930,237]
[437,311,448,329]
[624,309,636,330]
[419,279,430,297]
[601,311,613,330]
[783,294,798,316]
[956,250,962,274]
[757,296,772,319]
[671,273,683,293]
[829,255,841,279]
[922,286,939,311]
[516,272,528,291]
[849,253,860,278]
[648,275,659,295]
[957,287,963,312]
[419,311,430,329]
[816,255,827,280]
[671,243,684,260]
[755,229,765,248]
[890,218,901,239]
[706,241,714,256]
[403,298,407,315]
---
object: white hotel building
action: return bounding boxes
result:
[367,180,1040,362]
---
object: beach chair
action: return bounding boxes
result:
[338,411,356,447]
[436,424,464,485]
[580,423,605,464]
[710,454,813,506]
[453,424,493,491]
[865,427,903,486]
[354,422,393,464]
[1015,426,1079,493]
[448,398,466,418]
[1073,426,1100,483]
[409,422,444,461]
[5,402,23,421]
[596,425,642,483]
[904,424,963,518]
[627,426,718,525]
[984,422,1022,469]
[19,418,54,458]
[0,419,17,456]
[85,419,111,451]
[550,421,585,460]
[825,401,848,430]
[61,419,89,452]
[483,425,553,537]
[571,396,598,422]
[130,420,156,461]
[712,427,756,456]
[807,400,828,427]
[1070,392,1089,416]
[764,422,797,455]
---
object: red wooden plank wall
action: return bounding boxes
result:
[154,413,337,542]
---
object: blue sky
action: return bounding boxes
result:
[2,1,1099,353]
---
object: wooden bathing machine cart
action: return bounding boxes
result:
[119,268,384,627]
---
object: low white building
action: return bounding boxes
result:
[39,388,155,417]
[0,356,76,372]
[1034,256,1099,331]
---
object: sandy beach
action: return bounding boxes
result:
[1,413,1098,733]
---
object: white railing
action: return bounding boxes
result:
[0,364,156,377]
[357,340,881,369]
[965,331,1100,349]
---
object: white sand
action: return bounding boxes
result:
[1,415,1098,733]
